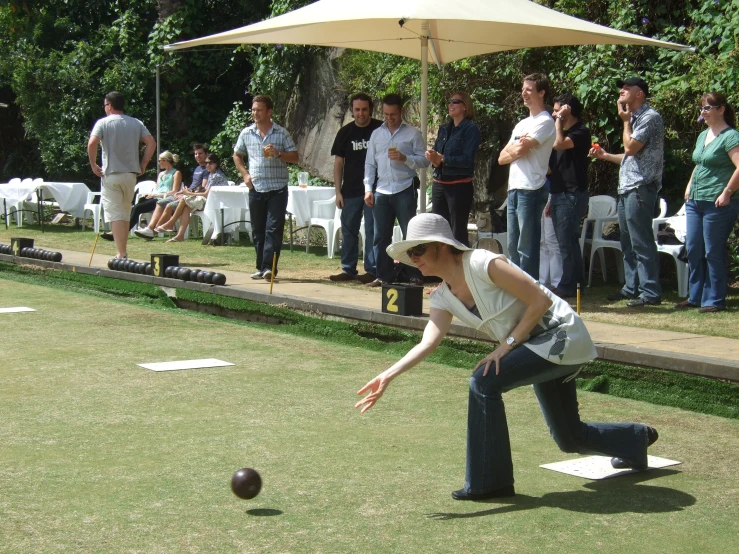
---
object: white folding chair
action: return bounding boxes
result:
[306,195,341,258]
[587,215,624,288]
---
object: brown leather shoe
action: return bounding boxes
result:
[329,272,355,282]
[698,306,722,313]
[366,278,384,287]
[356,273,377,284]
[674,300,698,309]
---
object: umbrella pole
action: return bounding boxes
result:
[420,26,429,213]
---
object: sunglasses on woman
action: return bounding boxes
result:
[699,105,722,113]
[406,243,429,258]
[449,99,464,105]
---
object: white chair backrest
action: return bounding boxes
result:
[657,198,668,218]
[134,180,157,200]
[20,178,33,186]
[32,177,44,185]
[86,191,99,203]
[310,196,337,220]
[228,181,236,186]
[588,195,617,218]
[8,177,21,185]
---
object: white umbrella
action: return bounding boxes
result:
[165,0,692,210]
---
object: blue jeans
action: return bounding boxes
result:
[507,187,549,279]
[248,186,289,274]
[465,345,651,493]
[685,199,739,309]
[617,185,661,301]
[551,191,589,295]
[340,195,375,277]
[373,186,420,283]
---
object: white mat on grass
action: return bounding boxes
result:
[541,455,681,480]
[0,307,36,313]
[138,358,234,372]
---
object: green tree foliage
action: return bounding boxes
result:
[0,0,271,183]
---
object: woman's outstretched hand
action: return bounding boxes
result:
[355,375,390,413]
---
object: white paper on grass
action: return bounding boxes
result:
[138,358,234,372]
[0,307,36,313]
[540,455,681,480]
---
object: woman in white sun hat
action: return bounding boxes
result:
[355,212,658,500]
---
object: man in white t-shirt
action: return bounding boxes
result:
[498,73,556,279]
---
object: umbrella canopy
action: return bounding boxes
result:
[164,0,691,58]
[164,0,692,210]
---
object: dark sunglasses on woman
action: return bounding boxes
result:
[407,243,429,258]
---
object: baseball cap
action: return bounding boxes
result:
[616,77,649,97]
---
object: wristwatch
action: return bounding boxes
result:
[276,151,282,159]
[505,336,517,348]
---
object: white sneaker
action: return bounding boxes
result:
[134,227,154,240]
[262,270,273,281]
[250,270,264,279]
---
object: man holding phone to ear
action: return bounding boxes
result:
[589,77,664,307]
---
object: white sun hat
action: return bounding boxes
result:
[386,213,473,266]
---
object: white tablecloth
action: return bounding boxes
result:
[0,181,89,217]
[202,185,337,236]
[203,186,250,236]
[286,186,335,226]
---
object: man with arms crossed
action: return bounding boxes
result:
[590,77,663,307]
[233,95,299,281]
[363,93,429,287]
[88,91,156,259]
[498,73,556,280]
[329,93,382,283]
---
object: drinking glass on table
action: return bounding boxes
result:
[298,172,309,189]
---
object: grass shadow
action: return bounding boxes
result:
[427,469,694,520]
[246,508,283,517]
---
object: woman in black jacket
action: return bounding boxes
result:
[425,91,482,245]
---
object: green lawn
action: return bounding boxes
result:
[1,279,737,553]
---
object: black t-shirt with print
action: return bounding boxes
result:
[549,121,590,194]
[331,118,382,198]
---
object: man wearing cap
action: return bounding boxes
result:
[590,77,664,307]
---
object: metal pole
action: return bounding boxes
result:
[419,23,429,213]
[156,64,161,174]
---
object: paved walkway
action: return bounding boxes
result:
[4,246,738,382]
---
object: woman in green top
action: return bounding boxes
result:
[677,92,739,312]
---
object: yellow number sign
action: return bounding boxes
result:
[153,256,161,277]
[385,288,399,313]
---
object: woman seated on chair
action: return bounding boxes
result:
[130,151,183,239]
[155,153,228,242]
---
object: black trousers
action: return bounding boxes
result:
[129,197,158,231]
[432,181,474,246]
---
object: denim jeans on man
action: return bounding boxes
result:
[373,185,421,282]
[685,199,739,309]
[507,187,549,279]
[617,183,661,301]
[465,345,651,493]
[551,190,589,295]
[248,186,289,275]
[340,195,375,277]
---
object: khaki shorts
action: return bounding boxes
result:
[102,173,136,223]
[185,195,207,211]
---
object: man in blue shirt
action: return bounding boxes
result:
[590,77,663,307]
[233,95,299,281]
[363,94,430,286]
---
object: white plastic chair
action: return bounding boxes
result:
[130,180,157,234]
[81,191,104,233]
[306,195,341,258]
[3,178,23,225]
[478,197,508,256]
[587,215,624,288]
[579,195,617,257]
[653,203,689,298]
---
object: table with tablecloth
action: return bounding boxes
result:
[0,181,90,230]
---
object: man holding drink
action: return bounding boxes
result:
[233,95,299,281]
[363,93,429,287]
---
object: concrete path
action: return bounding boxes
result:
[4,246,737,382]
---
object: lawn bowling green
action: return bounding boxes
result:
[0,276,737,553]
